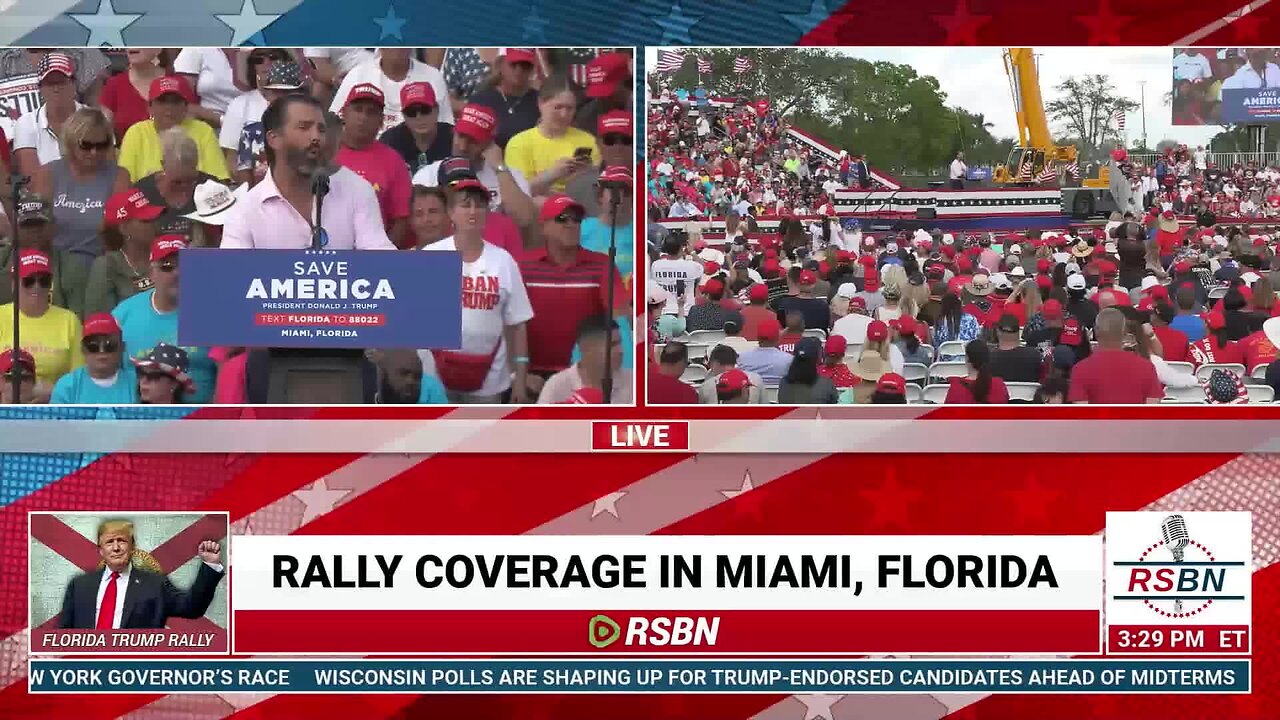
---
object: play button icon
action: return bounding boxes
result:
[588,614,621,648]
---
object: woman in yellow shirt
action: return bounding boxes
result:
[0,249,84,402]
[504,75,601,196]
[118,76,229,183]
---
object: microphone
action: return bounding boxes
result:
[1161,514,1189,562]
[310,167,332,198]
[1161,514,1190,613]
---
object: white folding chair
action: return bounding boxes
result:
[1195,363,1247,383]
[802,328,828,341]
[1252,364,1271,380]
[687,329,726,346]
[919,345,935,364]
[937,341,967,359]
[928,361,969,381]
[1208,286,1229,301]
[763,385,780,404]
[904,385,923,403]
[1005,382,1042,402]
[921,384,950,404]
[1164,361,1196,377]
[901,363,929,386]
[686,343,711,362]
[1247,385,1275,403]
[680,364,708,385]
[1164,385,1206,402]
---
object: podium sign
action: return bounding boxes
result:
[177,249,462,349]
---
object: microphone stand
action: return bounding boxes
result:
[601,186,623,405]
[9,173,28,404]
[310,171,330,250]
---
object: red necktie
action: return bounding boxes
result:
[96,572,120,630]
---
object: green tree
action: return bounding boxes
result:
[1045,75,1140,159]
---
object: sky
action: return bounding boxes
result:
[645,47,1218,147]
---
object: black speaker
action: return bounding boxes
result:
[915,208,937,220]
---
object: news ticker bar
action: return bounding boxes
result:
[27,659,1251,694]
[10,418,1280,453]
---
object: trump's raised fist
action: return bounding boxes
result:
[197,540,221,565]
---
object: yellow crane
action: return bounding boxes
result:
[992,48,1108,190]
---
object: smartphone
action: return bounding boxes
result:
[574,147,593,162]
[675,279,687,296]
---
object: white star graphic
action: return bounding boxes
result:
[798,693,845,720]
[721,469,755,500]
[70,0,142,48]
[293,478,351,526]
[591,491,627,519]
[216,0,282,46]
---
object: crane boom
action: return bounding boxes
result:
[1005,48,1053,151]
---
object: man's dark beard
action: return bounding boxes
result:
[285,145,321,177]
[379,378,417,404]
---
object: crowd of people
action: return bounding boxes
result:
[647,209,1280,405]
[0,47,636,405]
[1118,144,1280,223]
[645,92,876,227]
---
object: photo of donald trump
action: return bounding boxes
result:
[57,518,226,630]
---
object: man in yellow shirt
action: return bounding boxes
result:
[118,76,229,182]
[0,249,84,401]
[504,76,601,196]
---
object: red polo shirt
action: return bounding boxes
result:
[518,247,627,374]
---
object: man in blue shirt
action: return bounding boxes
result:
[737,318,794,386]
[112,236,217,403]
[580,165,634,285]
[51,313,139,404]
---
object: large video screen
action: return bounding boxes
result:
[1172,47,1280,124]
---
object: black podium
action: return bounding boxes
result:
[245,348,376,404]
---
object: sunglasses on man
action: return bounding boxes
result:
[2,369,34,382]
[403,106,435,118]
[83,338,120,354]
[602,134,632,147]
[78,139,112,152]
[554,212,584,225]
[22,274,52,289]
[156,260,178,273]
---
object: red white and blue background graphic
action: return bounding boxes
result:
[2,0,1280,717]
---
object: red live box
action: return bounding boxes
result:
[590,421,690,451]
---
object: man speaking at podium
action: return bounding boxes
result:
[58,520,225,630]
[220,93,395,250]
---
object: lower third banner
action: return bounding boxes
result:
[26,659,1249,694]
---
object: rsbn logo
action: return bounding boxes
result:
[1111,514,1248,619]
[588,615,719,648]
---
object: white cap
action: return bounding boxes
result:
[913,228,931,244]
[1265,316,1280,349]
[886,242,899,254]
[1052,252,1070,264]
[1104,241,1118,254]
[941,233,955,246]
[1067,273,1087,291]
[1008,243,1022,255]
[836,282,858,299]
[1140,275,1161,291]
[990,273,1013,291]
[1242,271,1262,286]
[1064,262,1082,276]
[183,180,247,226]
[1009,266,1027,278]
[1213,235,1229,248]
[647,284,672,306]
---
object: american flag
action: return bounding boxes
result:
[1114,108,1127,130]
[734,56,752,74]
[1038,161,1058,183]
[1066,160,1080,177]
[697,57,711,74]
[0,408,1276,720]
[1019,158,1034,182]
[656,49,685,73]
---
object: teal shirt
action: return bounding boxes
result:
[50,365,140,404]
[418,374,448,404]
[112,289,217,404]
[579,218,634,283]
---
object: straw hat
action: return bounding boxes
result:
[852,351,888,382]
